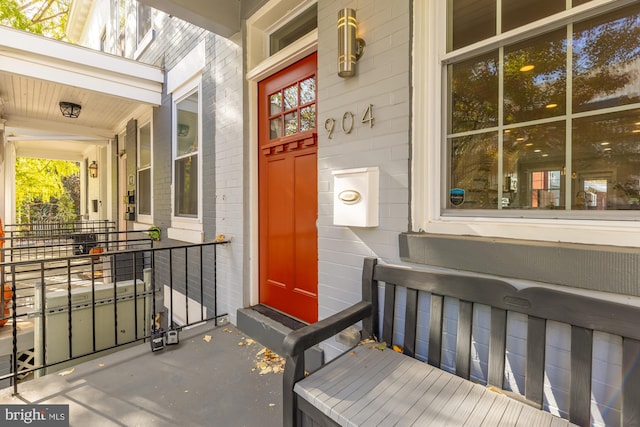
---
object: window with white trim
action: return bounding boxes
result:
[137,2,152,46]
[173,87,200,219]
[444,0,640,218]
[137,120,152,221]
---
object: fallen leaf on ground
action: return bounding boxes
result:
[58,368,75,376]
[359,338,376,346]
[98,363,105,368]
[349,351,356,356]
[223,328,232,333]
[238,341,244,346]
[245,338,255,345]
[371,342,387,351]
[253,348,285,375]
[269,403,276,407]
[203,335,212,343]
[393,345,403,353]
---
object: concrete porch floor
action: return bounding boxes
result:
[0,321,283,427]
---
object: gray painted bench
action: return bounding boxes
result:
[283,258,640,426]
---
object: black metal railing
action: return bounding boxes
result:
[0,239,228,394]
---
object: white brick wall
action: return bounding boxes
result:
[212,35,244,325]
[317,0,411,358]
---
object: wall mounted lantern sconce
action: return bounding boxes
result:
[59,101,81,118]
[88,160,98,178]
[337,8,365,78]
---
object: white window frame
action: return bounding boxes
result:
[166,42,205,243]
[413,0,640,248]
[134,2,154,58]
[136,116,153,224]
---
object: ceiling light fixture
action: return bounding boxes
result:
[519,64,535,72]
[59,102,81,118]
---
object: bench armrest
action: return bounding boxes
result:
[282,300,373,427]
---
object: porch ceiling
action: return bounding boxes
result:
[0,25,163,155]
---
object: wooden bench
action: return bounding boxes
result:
[283,258,640,426]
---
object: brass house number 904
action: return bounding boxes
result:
[324,104,374,139]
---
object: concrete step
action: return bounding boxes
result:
[237,306,323,372]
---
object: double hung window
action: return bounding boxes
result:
[445,1,640,216]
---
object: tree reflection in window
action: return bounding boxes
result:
[447,3,640,212]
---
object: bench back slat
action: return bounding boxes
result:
[367,259,640,424]
[428,294,444,367]
[622,338,640,426]
[570,325,593,426]
[456,300,473,379]
[382,283,396,345]
[488,307,507,388]
[404,288,419,358]
[525,316,546,406]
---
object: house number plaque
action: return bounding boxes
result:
[324,104,374,139]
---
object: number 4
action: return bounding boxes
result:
[361,104,374,128]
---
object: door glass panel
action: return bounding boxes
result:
[300,105,315,131]
[285,112,298,135]
[270,92,282,115]
[284,85,298,110]
[300,77,315,104]
[270,118,283,139]
[176,92,198,157]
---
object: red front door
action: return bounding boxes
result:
[258,53,318,324]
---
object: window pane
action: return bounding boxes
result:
[270,92,282,115]
[138,168,151,215]
[177,92,199,157]
[449,0,495,51]
[502,0,564,33]
[139,123,151,168]
[137,3,152,43]
[504,30,566,125]
[300,105,315,131]
[284,85,298,110]
[503,123,566,209]
[300,77,315,104]
[572,110,640,210]
[285,111,298,135]
[175,155,198,217]
[573,4,640,113]
[269,4,317,55]
[449,132,498,209]
[270,117,283,139]
[449,52,499,134]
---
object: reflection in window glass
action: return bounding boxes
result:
[504,31,566,124]
[268,76,316,140]
[573,4,640,113]
[300,77,315,104]
[285,112,298,135]
[503,124,565,209]
[300,105,316,131]
[177,92,198,157]
[572,110,640,210]
[175,90,199,218]
[449,0,495,51]
[270,93,282,115]
[139,123,151,168]
[449,52,498,133]
[448,132,498,209]
[175,155,198,217]
[138,168,151,215]
[284,85,298,110]
[502,0,564,32]
[446,3,640,214]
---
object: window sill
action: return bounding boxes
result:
[167,227,204,244]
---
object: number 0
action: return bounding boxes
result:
[342,112,354,134]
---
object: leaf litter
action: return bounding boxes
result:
[253,348,285,375]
